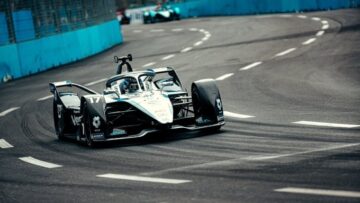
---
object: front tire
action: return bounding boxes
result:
[191,79,224,129]
[53,101,65,140]
[83,102,96,148]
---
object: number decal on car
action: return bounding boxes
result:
[89,97,101,104]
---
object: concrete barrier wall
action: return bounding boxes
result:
[0,13,9,44]
[0,19,122,81]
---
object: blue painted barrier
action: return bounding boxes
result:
[12,10,36,42]
[0,19,122,81]
[0,12,9,45]
[167,0,360,18]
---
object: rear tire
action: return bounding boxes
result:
[175,14,180,20]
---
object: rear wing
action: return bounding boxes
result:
[49,81,99,95]
[151,67,174,73]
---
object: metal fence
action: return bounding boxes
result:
[0,0,116,45]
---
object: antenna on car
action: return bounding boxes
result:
[114,54,133,74]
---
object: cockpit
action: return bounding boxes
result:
[105,69,183,97]
[118,77,139,94]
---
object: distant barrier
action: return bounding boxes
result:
[127,0,360,23]
[0,20,122,81]
[171,0,360,18]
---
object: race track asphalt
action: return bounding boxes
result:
[0,8,359,203]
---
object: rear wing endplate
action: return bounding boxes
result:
[49,81,99,95]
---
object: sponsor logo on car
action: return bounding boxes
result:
[92,116,101,128]
[216,98,222,110]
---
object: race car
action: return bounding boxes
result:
[116,8,131,25]
[143,5,180,24]
[49,54,224,147]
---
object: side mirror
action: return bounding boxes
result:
[114,56,119,63]
[128,54,132,61]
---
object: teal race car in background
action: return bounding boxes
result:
[143,5,180,24]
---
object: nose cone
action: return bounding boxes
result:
[129,93,173,124]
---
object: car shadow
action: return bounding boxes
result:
[90,128,226,149]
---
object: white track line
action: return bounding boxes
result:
[275,187,360,198]
[37,95,52,101]
[172,28,183,32]
[297,15,307,19]
[215,73,234,81]
[280,14,292,18]
[161,54,175,60]
[143,143,359,175]
[275,48,297,57]
[321,20,328,25]
[189,28,198,31]
[180,47,192,53]
[316,30,325,36]
[293,121,360,128]
[19,156,62,169]
[133,30,143,33]
[150,29,164,32]
[245,143,360,161]
[0,139,14,149]
[239,61,262,71]
[311,17,321,21]
[194,41,203,46]
[142,62,156,67]
[302,38,316,45]
[224,111,254,119]
[202,37,209,41]
[84,78,107,86]
[322,24,329,30]
[0,107,20,117]
[97,174,191,184]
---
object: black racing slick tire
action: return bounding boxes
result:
[82,102,96,148]
[191,79,224,128]
[53,101,65,140]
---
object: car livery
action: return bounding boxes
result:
[49,54,224,147]
[143,5,180,24]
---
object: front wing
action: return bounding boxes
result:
[90,121,225,142]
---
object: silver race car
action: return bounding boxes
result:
[143,5,180,24]
[49,54,224,147]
